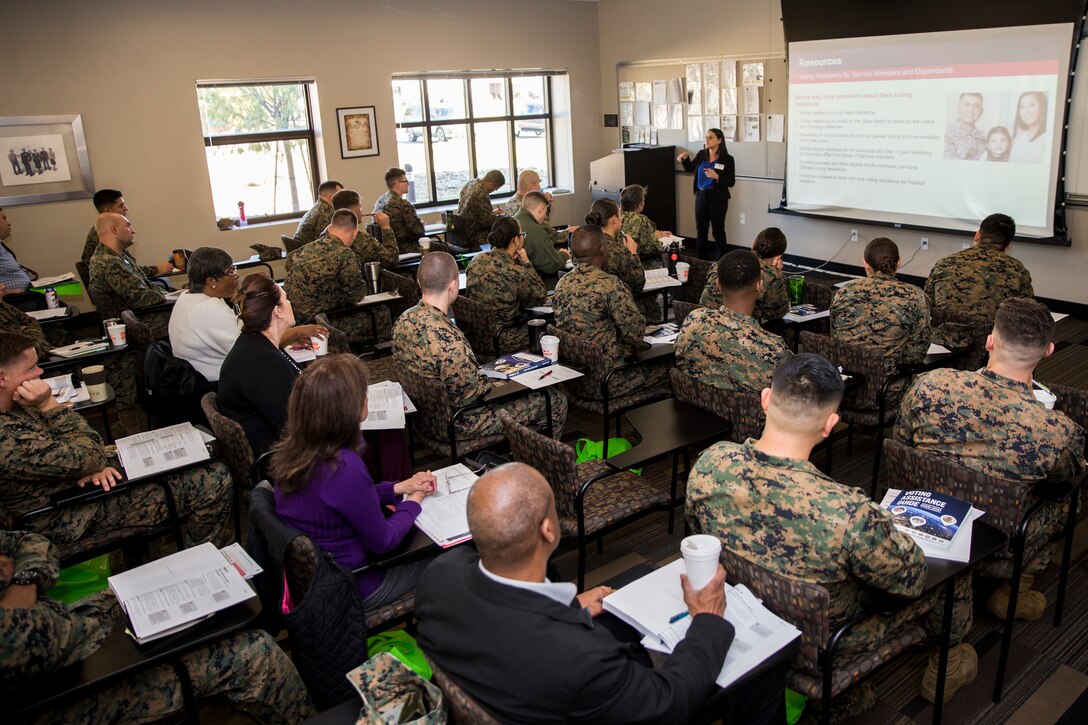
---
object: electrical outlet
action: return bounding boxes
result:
[739,213,746,225]
[850,229,858,242]
[921,237,929,250]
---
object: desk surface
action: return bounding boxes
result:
[40,341,131,371]
[606,398,730,471]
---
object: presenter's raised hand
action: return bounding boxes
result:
[681,565,727,618]
[677,151,690,162]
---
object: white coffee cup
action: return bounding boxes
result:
[675,261,690,282]
[106,323,127,347]
[540,335,560,362]
[311,335,328,356]
[82,364,109,403]
[419,237,431,252]
[680,534,722,590]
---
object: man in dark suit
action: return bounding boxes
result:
[416,462,785,724]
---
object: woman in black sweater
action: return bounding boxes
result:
[678,128,736,260]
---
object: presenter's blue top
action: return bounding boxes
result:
[696,160,717,191]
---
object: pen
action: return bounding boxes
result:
[669,611,690,624]
[538,370,554,381]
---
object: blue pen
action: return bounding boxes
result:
[669,611,690,624]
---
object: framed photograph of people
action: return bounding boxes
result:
[0,114,94,205]
[337,106,380,159]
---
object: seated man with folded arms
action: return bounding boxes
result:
[831,237,930,382]
[701,227,790,323]
[284,209,391,345]
[688,353,976,712]
[330,189,399,271]
[293,179,342,245]
[417,462,786,725]
[515,191,570,276]
[374,167,428,254]
[0,529,313,723]
[553,226,669,400]
[676,249,790,393]
[80,189,173,275]
[392,252,566,443]
[87,212,171,338]
[0,332,234,552]
[456,169,505,250]
[895,297,1086,621]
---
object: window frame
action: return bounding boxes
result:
[392,71,560,208]
[196,79,321,224]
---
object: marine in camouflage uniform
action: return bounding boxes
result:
[465,249,547,351]
[831,273,931,378]
[621,210,661,260]
[0,530,313,724]
[552,263,669,400]
[675,305,791,393]
[350,226,399,272]
[81,225,162,276]
[87,244,170,338]
[456,179,499,249]
[294,198,335,245]
[0,391,233,550]
[284,234,390,344]
[515,207,567,276]
[687,439,972,653]
[392,301,567,440]
[603,231,658,323]
[503,193,526,217]
[374,190,427,254]
[701,257,790,323]
[0,301,51,355]
[506,192,563,241]
[894,367,1086,570]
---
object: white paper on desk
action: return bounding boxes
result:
[928,343,952,355]
[109,542,255,643]
[32,272,77,287]
[220,542,263,579]
[284,346,317,364]
[361,381,407,430]
[398,252,422,262]
[26,307,67,320]
[115,422,210,479]
[516,364,583,390]
[414,464,479,547]
[164,289,184,301]
[1052,312,1069,322]
[49,340,110,358]
[525,305,554,315]
[356,291,401,305]
[604,559,800,689]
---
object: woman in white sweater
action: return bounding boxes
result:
[168,247,325,382]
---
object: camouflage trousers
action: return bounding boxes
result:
[1021,499,1066,576]
[142,308,171,340]
[837,574,973,654]
[37,461,234,553]
[455,387,568,441]
[335,306,393,346]
[105,348,139,411]
[637,294,663,324]
[604,358,672,400]
[36,592,314,725]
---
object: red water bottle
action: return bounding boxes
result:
[238,201,248,227]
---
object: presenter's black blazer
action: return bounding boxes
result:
[681,149,736,201]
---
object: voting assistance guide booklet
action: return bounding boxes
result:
[880,488,984,562]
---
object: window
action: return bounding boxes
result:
[196,80,320,223]
[391,71,561,207]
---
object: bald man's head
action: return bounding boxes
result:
[570,225,607,267]
[516,169,541,194]
[416,251,459,295]
[95,212,135,250]
[467,463,556,568]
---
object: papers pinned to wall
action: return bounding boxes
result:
[721,116,738,142]
[685,64,702,115]
[722,60,737,89]
[742,62,764,86]
[721,88,737,116]
[687,114,704,143]
[767,114,785,143]
[653,80,667,105]
[743,115,761,142]
[744,86,760,115]
[618,81,634,102]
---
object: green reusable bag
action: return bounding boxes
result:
[574,437,641,475]
[51,554,110,605]
[367,630,433,681]
[785,688,807,724]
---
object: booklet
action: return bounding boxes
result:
[480,352,551,380]
[360,381,408,430]
[413,463,480,547]
[643,268,683,291]
[26,307,68,320]
[880,488,984,562]
[50,339,111,358]
[115,422,211,479]
[644,322,681,344]
[782,304,830,323]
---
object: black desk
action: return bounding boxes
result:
[71,382,118,442]
[40,340,131,372]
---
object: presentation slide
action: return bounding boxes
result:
[785,24,1073,238]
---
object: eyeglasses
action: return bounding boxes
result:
[396,178,409,185]
[517,232,527,238]
[220,266,238,277]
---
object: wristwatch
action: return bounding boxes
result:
[11,569,42,588]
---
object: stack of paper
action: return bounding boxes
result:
[361,381,409,430]
[644,322,681,344]
[31,272,77,287]
[782,304,830,323]
[643,268,683,291]
[604,559,801,689]
[109,543,256,643]
[50,339,111,358]
[413,463,480,547]
[115,422,211,479]
[44,374,90,404]
[26,307,68,320]
[356,291,402,306]
[284,346,317,364]
[880,488,984,563]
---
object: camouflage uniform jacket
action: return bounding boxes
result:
[503,193,526,217]
[924,243,1034,320]
[465,249,547,329]
[894,367,1086,483]
[392,301,493,409]
[602,232,645,297]
[944,123,986,160]
[0,301,49,355]
[675,305,791,392]
[82,225,158,276]
[88,244,166,312]
[350,227,399,271]
[456,179,498,247]
[686,439,926,632]
[553,263,645,363]
[700,258,790,322]
[621,211,659,257]
[515,208,567,275]
[831,273,931,376]
[294,199,334,245]
[374,190,426,254]
[284,235,369,322]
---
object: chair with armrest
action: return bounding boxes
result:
[716,546,927,725]
[882,438,1084,702]
[201,392,256,539]
[396,366,506,464]
[499,412,669,590]
[672,255,713,304]
[281,234,306,254]
[670,369,764,444]
[671,299,700,327]
[380,269,421,321]
[76,260,91,288]
[142,340,211,428]
[1049,382,1088,514]
[931,308,990,369]
[313,313,352,355]
[451,294,527,361]
[442,212,481,254]
[428,658,501,725]
[545,324,673,457]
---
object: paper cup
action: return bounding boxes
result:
[107,323,127,347]
[540,335,560,362]
[311,335,328,356]
[675,261,690,282]
[419,237,431,251]
[81,365,108,403]
[680,534,722,590]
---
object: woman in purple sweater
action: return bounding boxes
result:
[270,354,436,608]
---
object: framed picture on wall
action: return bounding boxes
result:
[337,106,380,159]
[0,114,94,206]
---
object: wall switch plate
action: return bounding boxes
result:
[739,213,746,224]
[850,229,858,242]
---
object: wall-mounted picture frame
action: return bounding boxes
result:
[337,106,380,159]
[0,114,94,206]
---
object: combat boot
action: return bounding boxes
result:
[985,574,1046,621]
[920,642,978,703]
